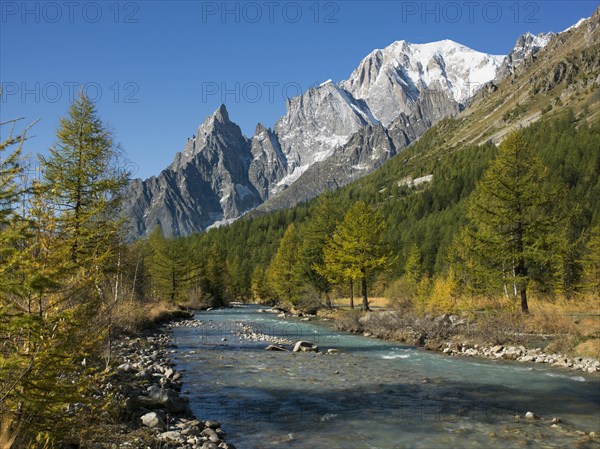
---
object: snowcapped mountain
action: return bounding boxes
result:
[124,22,568,238]
[341,39,504,126]
[123,104,262,238]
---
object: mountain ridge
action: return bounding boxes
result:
[123,17,592,239]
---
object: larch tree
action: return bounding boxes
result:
[145,227,191,302]
[39,92,127,287]
[460,130,560,313]
[266,224,304,305]
[298,193,344,308]
[582,223,600,294]
[319,201,391,311]
[0,119,31,293]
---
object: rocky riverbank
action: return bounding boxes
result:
[433,340,600,373]
[324,310,600,375]
[95,318,236,449]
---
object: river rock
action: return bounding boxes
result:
[202,427,222,443]
[201,443,219,449]
[159,430,184,442]
[293,341,318,353]
[265,344,288,351]
[139,385,189,413]
[117,363,133,372]
[205,420,221,429]
[140,411,166,430]
[525,411,538,420]
[327,348,339,354]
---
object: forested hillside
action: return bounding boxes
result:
[140,112,599,311]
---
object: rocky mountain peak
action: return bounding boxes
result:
[213,103,230,124]
[496,31,555,80]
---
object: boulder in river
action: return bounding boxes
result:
[293,341,318,353]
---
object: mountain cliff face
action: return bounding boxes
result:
[248,123,287,202]
[123,105,262,238]
[495,32,555,80]
[125,24,573,238]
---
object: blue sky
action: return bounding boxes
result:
[1,0,598,179]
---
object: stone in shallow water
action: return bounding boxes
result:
[265,344,288,351]
[525,411,538,420]
[293,341,318,352]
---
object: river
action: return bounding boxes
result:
[170,305,600,449]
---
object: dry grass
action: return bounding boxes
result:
[331,296,389,309]
[111,300,189,333]
[524,295,599,336]
[575,340,600,359]
[334,292,600,359]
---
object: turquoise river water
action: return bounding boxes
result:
[171,305,600,449]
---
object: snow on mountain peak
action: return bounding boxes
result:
[563,18,587,33]
[341,38,503,125]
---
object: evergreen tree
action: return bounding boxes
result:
[459,130,560,312]
[0,110,125,444]
[582,223,600,294]
[203,242,227,306]
[39,92,128,306]
[0,119,30,292]
[404,243,423,283]
[266,224,304,305]
[145,227,191,302]
[319,201,391,311]
[298,193,344,307]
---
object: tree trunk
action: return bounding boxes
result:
[349,281,354,309]
[515,256,529,313]
[324,291,332,309]
[520,287,529,313]
[361,276,370,311]
[171,266,176,302]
